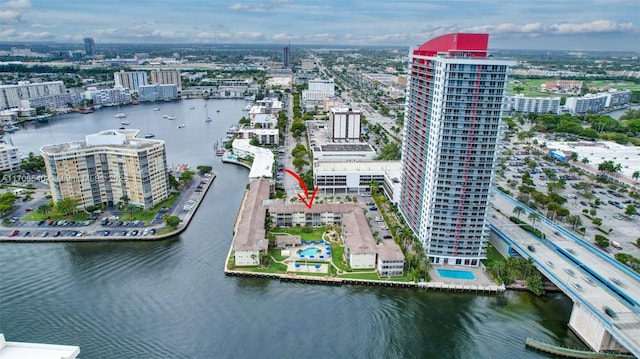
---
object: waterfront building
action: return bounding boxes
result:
[150,70,182,91]
[329,107,362,142]
[84,37,96,57]
[85,87,132,105]
[341,211,377,269]
[114,70,148,91]
[506,94,560,114]
[377,240,405,276]
[250,113,278,129]
[399,33,513,267]
[138,84,178,101]
[231,139,274,179]
[232,178,271,266]
[604,89,631,108]
[40,129,170,210]
[0,81,66,110]
[28,92,83,112]
[248,98,283,121]
[565,94,608,114]
[0,143,21,172]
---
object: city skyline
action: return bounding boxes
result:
[0,0,638,52]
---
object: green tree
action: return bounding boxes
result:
[196,165,213,174]
[592,217,603,226]
[291,144,308,158]
[179,170,195,186]
[0,192,17,215]
[163,214,180,227]
[632,170,640,185]
[290,120,307,139]
[37,203,52,218]
[168,173,180,190]
[292,157,308,172]
[625,205,637,216]
[528,212,540,229]
[125,203,138,220]
[56,198,78,216]
[526,271,545,296]
[595,234,610,248]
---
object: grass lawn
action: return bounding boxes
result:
[269,249,286,261]
[121,192,180,223]
[250,262,288,274]
[271,226,327,242]
[339,272,381,280]
[330,244,350,272]
[23,210,89,222]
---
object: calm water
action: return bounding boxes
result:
[0,100,585,358]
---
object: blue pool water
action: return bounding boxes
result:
[227,155,237,161]
[436,269,476,280]
[299,247,321,256]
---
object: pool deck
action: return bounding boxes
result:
[287,262,329,274]
[429,264,496,286]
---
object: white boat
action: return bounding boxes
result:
[121,120,130,125]
[167,116,177,120]
[162,114,169,118]
[189,106,196,109]
[205,117,212,123]
[115,113,127,118]
[152,108,160,111]
[177,124,186,129]
[144,133,155,138]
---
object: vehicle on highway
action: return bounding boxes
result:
[603,306,617,319]
[369,206,377,211]
[527,244,536,252]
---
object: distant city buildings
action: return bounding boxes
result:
[85,87,132,105]
[400,33,513,267]
[302,78,335,102]
[282,45,290,68]
[83,37,96,57]
[40,129,170,210]
[113,70,148,91]
[138,84,178,101]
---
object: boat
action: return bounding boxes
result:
[115,113,127,118]
[121,120,130,125]
[144,133,155,138]
[204,106,212,122]
[206,118,212,123]
[152,108,160,111]
[216,149,225,156]
[189,106,196,109]
[119,127,126,130]
[216,110,220,113]
[177,124,186,129]
[162,114,169,118]
[4,125,19,133]
[167,115,177,120]
[79,108,94,114]
[132,100,140,105]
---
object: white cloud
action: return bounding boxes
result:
[464,20,639,36]
[0,10,22,24]
[31,23,56,29]
[228,0,291,12]
[2,0,30,8]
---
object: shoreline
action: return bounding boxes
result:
[0,172,216,243]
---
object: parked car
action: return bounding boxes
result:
[8,230,20,237]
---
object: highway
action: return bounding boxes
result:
[490,192,640,355]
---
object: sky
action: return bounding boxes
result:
[1,0,639,51]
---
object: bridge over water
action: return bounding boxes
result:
[490,191,640,357]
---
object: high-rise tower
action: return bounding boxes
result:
[282,45,290,68]
[83,37,96,57]
[399,33,513,267]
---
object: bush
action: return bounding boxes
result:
[595,234,610,248]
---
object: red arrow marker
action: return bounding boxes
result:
[284,168,318,209]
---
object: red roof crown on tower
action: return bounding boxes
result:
[414,33,489,58]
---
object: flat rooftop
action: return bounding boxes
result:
[546,140,640,179]
[0,334,80,359]
[40,129,162,154]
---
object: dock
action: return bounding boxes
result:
[525,338,635,359]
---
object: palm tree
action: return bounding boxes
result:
[513,206,524,219]
[633,170,640,185]
[528,212,541,229]
[581,157,590,165]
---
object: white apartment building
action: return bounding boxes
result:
[329,106,362,142]
[506,94,560,114]
[137,84,178,101]
[302,78,335,102]
[85,88,132,105]
[114,70,148,91]
[0,144,21,172]
[0,81,66,110]
[150,70,182,90]
[40,129,170,209]
[565,94,608,114]
[400,33,513,267]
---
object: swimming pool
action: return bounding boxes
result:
[436,269,476,280]
[298,247,321,256]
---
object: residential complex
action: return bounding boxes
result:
[0,81,66,110]
[150,70,182,90]
[114,70,148,91]
[399,33,513,267]
[40,129,170,210]
[302,78,335,102]
[506,94,560,114]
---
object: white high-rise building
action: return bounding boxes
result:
[399,33,513,267]
[114,70,148,91]
[329,106,361,142]
[302,78,335,102]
